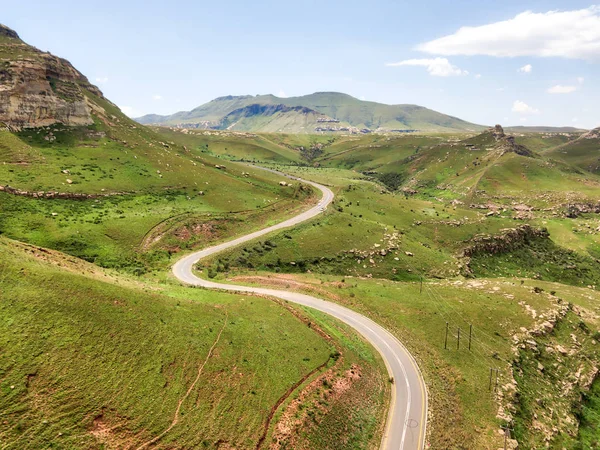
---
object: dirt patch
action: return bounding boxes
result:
[270,364,363,449]
[89,412,140,449]
[174,222,218,242]
[230,274,347,304]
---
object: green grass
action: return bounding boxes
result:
[4,111,600,450]
[0,237,335,449]
[0,181,314,274]
[468,232,600,288]
[577,374,600,448]
[545,135,600,174]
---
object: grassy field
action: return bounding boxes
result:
[0,236,387,449]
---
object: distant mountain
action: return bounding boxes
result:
[505,126,588,133]
[136,92,486,133]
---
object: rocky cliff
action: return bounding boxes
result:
[0,24,104,130]
[490,124,534,157]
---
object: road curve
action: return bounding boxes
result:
[172,168,427,450]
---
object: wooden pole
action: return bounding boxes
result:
[469,324,472,351]
[444,322,449,349]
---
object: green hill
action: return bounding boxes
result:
[137,92,486,133]
[0,237,336,449]
[544,127,600,173]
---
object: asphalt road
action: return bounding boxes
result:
[172,168,427,450]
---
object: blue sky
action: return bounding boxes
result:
[4,0,599,128]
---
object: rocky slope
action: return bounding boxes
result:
[217,103,335,132]
[0,24,104,130]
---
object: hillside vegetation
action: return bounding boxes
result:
[169,126,600,448]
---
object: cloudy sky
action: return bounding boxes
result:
[4,0,599,128]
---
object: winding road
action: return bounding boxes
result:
[172,168,428,450]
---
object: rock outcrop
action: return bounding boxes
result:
[0,184,130,200]
[0,23,19,39]
[579,127,600,140]
[491,124,506,140]
[489,124,535,157]
[461,225,549,258]
[0,24,104,130]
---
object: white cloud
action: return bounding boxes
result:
[577,77,585,84]
[520,117,528,122]
[95,77,108,84]
[386,58,468,76]
[475,73,482,79]
[119,106,143,118]
[572,117,579,123]
[547,85,577,94]
[496,87,506,92]
[512,100,540,114]
[518,64,532,73]
[278,89,288,98]
[417,6,600,61]
[152,95,162,100]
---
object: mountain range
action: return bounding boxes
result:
[135,92,488,133]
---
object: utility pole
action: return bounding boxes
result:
[495,369,500,392]
[420,276,423,294]
[457,327,460,350]
[502,425,513,450]
[468,324,472,351]
[444,322,449,349]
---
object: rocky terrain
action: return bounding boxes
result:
[0,24,103,130]
[580,127,600,140]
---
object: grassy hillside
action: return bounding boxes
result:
[0,91,322,273]
[545,128,600,174]
[136,92,486,133]
[0,237,336,448]
[187,161,600,448]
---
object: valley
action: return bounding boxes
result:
[2,15,600,450]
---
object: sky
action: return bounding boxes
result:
[3,0,599,128]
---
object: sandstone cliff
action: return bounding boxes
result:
[0,24,104,130]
